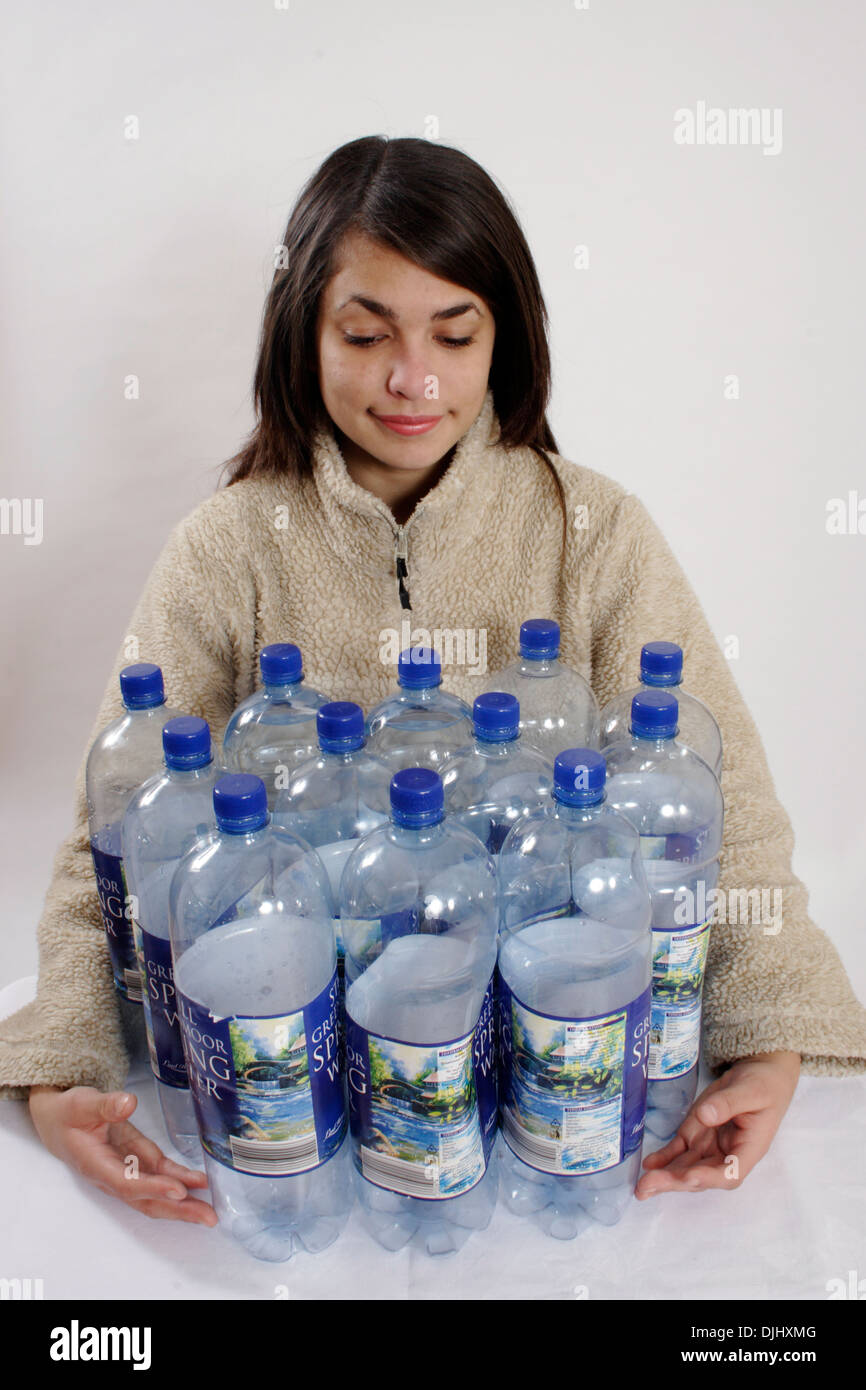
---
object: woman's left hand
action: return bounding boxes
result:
[635,1050,801,1198]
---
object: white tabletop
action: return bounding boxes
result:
[2,976,863,1301]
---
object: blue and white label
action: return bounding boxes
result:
[90,841,141,1002]
[498,980,651,1176]
[132,923,187,1088]
[345,977,497,1200]
[649,920,711,1078]
[177,968,345,1175]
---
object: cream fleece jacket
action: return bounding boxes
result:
[2,389,865,1100]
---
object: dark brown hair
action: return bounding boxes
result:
[220,135,559,486]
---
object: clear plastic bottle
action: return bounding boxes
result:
[365,645,474,777]
[272,701,392,989]
[340,768,499,1255]
[497,748,653,1238]
[600,641,723,780]
[222,643,328,809]
[603,692,724,1140]
[85,662,183,1062]
[483,618,600,760]
[169,773,351,1262]
[440,692,554,854]
[121,716,220,1157]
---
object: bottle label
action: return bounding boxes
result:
[498,980,651,1176]
[345,976,497,1200]
[90,842,141,1002]
[132,922,187,1088]
[649,920,711,1078]
[177,967,345,1176]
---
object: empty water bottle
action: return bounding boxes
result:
[273,701,392,984]
[603,692,724,1140]
[600,641,722,780]
[169,773,351,1261]
[341,768,499,1255]
[121,716,220,1157]
[365,646,473,776]
[440,692,553,853]
[497,748,653,1238]
[222,643,328,808]
[85,663,183,1059]
[483,619,600,760]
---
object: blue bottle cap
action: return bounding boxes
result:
[162,716,212,769]
[640,641,683,687]
[119,663,165,710]
[390,767,444,826]
[397,646,441,689]
[473,691,519,741]
[317,701,365,751]
[213,773,269,833]
[519,618,560,660]
[553,748,606,806]
[630,690,679,739]
[260,643,303,685]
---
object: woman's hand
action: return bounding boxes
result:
[635,1050,801,1198]
[28,1085,218,1226]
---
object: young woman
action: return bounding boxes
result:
[4,136,863,1228]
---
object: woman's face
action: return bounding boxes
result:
[316,231,495,476]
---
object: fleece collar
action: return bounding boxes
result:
[307,388,504,578]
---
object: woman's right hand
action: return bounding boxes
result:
[28,1085,218,1226]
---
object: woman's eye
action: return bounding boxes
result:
[342,334,475,349]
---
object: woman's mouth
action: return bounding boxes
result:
[371,413,442,436]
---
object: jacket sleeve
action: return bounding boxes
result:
[588,490,866,1077]
[0,511,241,1101]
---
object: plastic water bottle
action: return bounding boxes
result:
[440,692,554,854]
[273,701,392,987]
[600,641,723,780]
[169,774,351,1261]
[603,692,724,1140]
[497,748,653,1238]
[483,619,600,760]
[222,644,328,808]
[85,663,183,1060]
[365,646,474,777]
[121,717,221,1158]
[340,768,499,1255]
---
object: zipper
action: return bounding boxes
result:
[394,523,412,610]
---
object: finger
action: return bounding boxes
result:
[68,1134,191,1203]
[637,1153,727,1198]
[62,1088,138,1129]
[123,1195,219,1226]
[108,1120,182,1174]
[694,1070,775,1127]
[152,1155,210,1187]
[641,1134,688,1169]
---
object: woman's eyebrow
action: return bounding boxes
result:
[335,294,482,322]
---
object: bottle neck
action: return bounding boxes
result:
[216,818,270,842]
[398,683,439,700]
[630,731,676,750]
[389,817,446,844]
[518,654,558,674]
[263,679,302,696]
[551,797,604,825]
[165,760,215,781]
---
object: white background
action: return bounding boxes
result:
[0,0,864,1299]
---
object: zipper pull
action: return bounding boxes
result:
[394,526,411,610]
